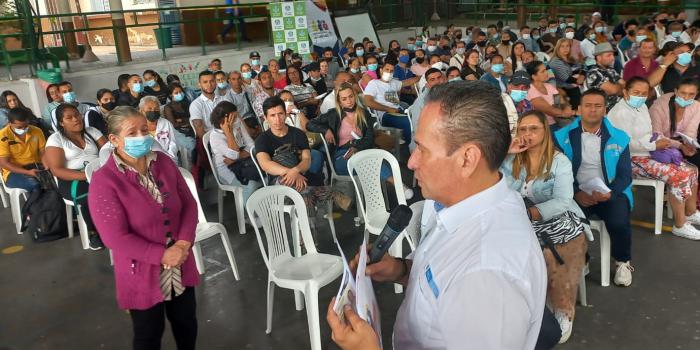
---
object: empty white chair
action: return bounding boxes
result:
[632,178,665,235]
[202,130,247,235]
[178,167,240,280]
[319,135,362,222]
[0,173,28,234]
[246,185,342,350]
[347,149,408,293]
[589,219,611,287]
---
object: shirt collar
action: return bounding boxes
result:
[434,176,509,234]
[113,150,157,173]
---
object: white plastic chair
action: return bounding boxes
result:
[177,144,191,170]
[52,175,87,248]
[632,178,665,235]
[178,167,240,281]
[347,149,408,293]
[319,135,362,222]
[202,131,247,235]
[245,185,342,350]
[404,200,425,251]
[0,184,8,208]
[0,173,28,234]
[589,219,611,287]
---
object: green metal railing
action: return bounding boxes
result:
[0,2,272,78]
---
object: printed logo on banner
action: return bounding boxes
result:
[294,1,306,15]
[282,2,295,17]
[272,18,284,31]
[295,16,308,29]
[297,28,309,41]
[269,3,282,17]
[284,17,296,30]
[298,41,310,54]
[285,29,297,42]
[273,31,285,44]
[287,42,299,53]
[274,43,286,56]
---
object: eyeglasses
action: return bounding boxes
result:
[517,125,544,134]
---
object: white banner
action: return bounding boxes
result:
[306,0,338,49]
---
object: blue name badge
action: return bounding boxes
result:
[425,265,440,299]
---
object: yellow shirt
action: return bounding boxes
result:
[0,125,46,181]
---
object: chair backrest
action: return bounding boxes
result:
[346,149,407,221]
[202,131,225,187]
[84,158,101,183]
[249,146,269,186]
[405,200,425,252]
[405,109,414,134]
[178,167,207,223]
[319,133,340,179]
[246,185,317,271]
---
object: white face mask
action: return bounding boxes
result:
[456,48,466,55]
[522,33,531,39]
[12,127,27,136]
[284,101,295,111]
[381,72,393,82]
[565,32,575,39]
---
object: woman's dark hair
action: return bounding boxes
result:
[285,65,301,85]
[510,41,526,67]
[624,76,650,91]
[45,84,59,101]
[166,74,181,85]
[0,90,23,109]
[143,69,166,88]
[96,88,112,101]
[353,42,365,51]
[54,103,80,133]
[210,101,238,130]
[7,107,32,123]
[262,95,285,117]
[169,82,184,94]
[525,60,545,77]
[676,77,699,91]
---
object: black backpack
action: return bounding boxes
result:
[20,171,68,242]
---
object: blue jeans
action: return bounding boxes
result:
[221,16,249,40]
[6,172,39,192]
[381,113,411,144]
[334,147,392,181]
[309,149,324,174]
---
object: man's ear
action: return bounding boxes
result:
[458,143,482,179]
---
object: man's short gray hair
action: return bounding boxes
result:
[138,95,159,110]
[425,81,511,170]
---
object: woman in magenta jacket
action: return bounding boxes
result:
[88,106,199,350]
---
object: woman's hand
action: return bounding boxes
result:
[162,245,189,269]
[508,136,530,154]
[681,143,697,157]
[325,130,336,145]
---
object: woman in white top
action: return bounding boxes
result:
[608,77,700,239]
[44,103,107,250]
[208,101,261,204]
[139,95,179,160]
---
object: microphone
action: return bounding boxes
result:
[369,204,413,264]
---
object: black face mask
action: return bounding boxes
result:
[477,40,487,47]
[102,102,116,111]
[145,111,160,122]
[501,39,510,44]
[415,57,425,64]
[342,107,356,113]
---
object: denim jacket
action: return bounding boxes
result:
[501,152,586,222]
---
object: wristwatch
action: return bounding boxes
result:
[660,64,668,69]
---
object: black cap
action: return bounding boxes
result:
[249,51,261,58]
[306,62,320,71]
[510,71,531,86]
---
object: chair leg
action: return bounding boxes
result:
[0,187,8,208]
[578,268,588,306]
[304,287,322,350]
[235,189,246,235]
[219,231,240,280]
[11,193,22,234]
[193,242,205,274]
[666,200,673,220]
[266,280,275,334]
[327,200,337,242]
[217,190,224,223]
[289,212,305,311]
[76,206,90,250]
[600,225,611,287]
[65,205,74,239]
[654,183,664,235]
[109,249,114,266]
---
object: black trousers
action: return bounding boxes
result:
[130,287,197,350]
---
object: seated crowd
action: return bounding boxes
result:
[5,8,700,346]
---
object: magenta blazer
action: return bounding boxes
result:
[88,151,199,310]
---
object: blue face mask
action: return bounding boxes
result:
[627,95,647,109]
[533,34,541,40]
[635,35,647,43]
[510,89,528,103]
[173,92,185,102]
[356,49,364,57]
[407,43,416,51]
[399,55,410,64]
[675,96,695,108]
[671,31,682,38]
[132,83,144,94]
[144,80,157,88]
[241,72,253,80]
[251,59,260,66]
[123,135,154,159]
[367,63,378,71]
[491,63,504,74]
[677,52,692,66]
[62,91,76,104]
[217,82,229,89]
[588,34,597,41]
[415,40,424,46]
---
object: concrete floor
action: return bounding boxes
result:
[1,179,700,349]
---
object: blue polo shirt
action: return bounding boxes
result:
[394,64,415,81]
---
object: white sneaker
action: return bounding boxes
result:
[554,310,573,344]
[686,211,700,226]
[403,186,414,200]
[614,261,634,287]
[672,222,700,240]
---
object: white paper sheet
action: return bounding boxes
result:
[675,132,700,148]
[579,177,611,195]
